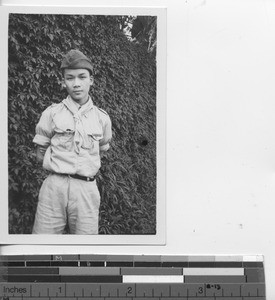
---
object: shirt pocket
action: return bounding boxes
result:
[52,123,75,152]
[85,128,102,155]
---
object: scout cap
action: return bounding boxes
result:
[61,49,93,74]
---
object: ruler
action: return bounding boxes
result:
[0,255,265,299]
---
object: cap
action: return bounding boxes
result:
[61,49,93,74]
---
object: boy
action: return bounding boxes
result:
[32,49,112,234]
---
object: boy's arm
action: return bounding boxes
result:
[36,146,47,164]
[33,107,53,165]
[99,114,112,154]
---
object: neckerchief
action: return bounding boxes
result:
[62,96,94,154]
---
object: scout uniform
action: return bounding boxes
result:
[32,50,112,234]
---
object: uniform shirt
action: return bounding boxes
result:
[33,96,112,177]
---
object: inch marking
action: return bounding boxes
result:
[0,283,266,297]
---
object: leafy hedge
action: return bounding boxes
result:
[8,14,156,234]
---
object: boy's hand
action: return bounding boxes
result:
[36,146,47,164]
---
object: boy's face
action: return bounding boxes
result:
[63,69,93,105]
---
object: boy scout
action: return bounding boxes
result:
[32,50,112,234]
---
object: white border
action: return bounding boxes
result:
[0,5,166,245]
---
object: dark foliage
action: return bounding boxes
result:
[8,14,156,234]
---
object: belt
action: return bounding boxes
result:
[55,173,96,182]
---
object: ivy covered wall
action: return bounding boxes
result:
[8,14,156,234]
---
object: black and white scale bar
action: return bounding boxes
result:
[0,275,260,284]
[0,255,265,299]
[0,283,266,298]
[0,260,265,268]
[0,255,264,268]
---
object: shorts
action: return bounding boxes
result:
[32,173,101,234]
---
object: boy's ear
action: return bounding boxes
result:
[61,79,66,88]
[90,76,94,86]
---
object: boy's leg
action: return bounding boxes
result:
[32,174,68,234]
[67,179,101,235]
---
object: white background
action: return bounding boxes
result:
[1,0,275,298]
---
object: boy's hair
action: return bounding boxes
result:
[61,49,93,75]
[62,68,92,77]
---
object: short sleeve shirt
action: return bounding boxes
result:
[33,97,112,177]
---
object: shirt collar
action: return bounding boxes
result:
[67,95,94,110]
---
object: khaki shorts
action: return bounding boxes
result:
[32,173,100,234]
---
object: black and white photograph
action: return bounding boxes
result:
[1,6,166,244]
[3,0,275,296]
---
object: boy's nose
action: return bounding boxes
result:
[73,78,81,86]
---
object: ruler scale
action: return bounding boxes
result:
[0,255,265,299]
